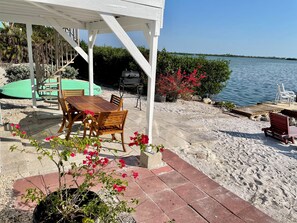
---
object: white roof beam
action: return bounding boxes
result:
[0,13,51,26]
[122,0,164,8]
[99,13,151,78]
[28,1,84,26]
[29,0,163,21]
[0,13,86,29]
[87,17,149,33]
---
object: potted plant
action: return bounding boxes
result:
[129,131,165,169]
[155,67,207,102]
[9,122,139,223]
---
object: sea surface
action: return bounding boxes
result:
[208,56,297,107]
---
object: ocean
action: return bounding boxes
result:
[208,56,297,107]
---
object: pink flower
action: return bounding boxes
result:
[15,124,20,129]
[122,173,127,178]
[10,123,15,127]
[119,159,126,168]
[113,184,126,192]
[140,134,149,144]
[160,148,164,152]
[70,152,75,157]
[132,171,139,179]
[84,110,95,117]
[87,169,94,176]
[44,137,51,142]
[98,157,109,166]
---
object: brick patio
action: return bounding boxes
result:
[13,149,278,223]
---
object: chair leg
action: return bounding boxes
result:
[83,121,90,138]
[120,133,126,152]
[83,123,87,138]
[58,117,66,133]
[111,134,117,141]
[65,122,74,140]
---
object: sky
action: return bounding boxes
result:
[80,0,297,58]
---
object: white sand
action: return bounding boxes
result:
[0,72,297,222]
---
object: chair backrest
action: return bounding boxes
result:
[269,112,289,134]
[277,84,282,94]
[110,94,123,110]
[280,83,286,92]
[62,89,85,98]
[96,110,128,130]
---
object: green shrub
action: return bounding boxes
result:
[214,101,236,111]
[156,49,232,98]
[74,44,231,97]
[5,64,78,82]
[61,66,79,79]
[5,64,30,83]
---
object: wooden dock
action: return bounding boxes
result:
[231,102,297,118]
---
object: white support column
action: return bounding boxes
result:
[88,30,98,96]
[26,23,37,108]
[146,22,159,144]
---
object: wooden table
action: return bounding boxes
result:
[66,96,118,113]
[65,96,118,139]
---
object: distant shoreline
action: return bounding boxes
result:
[170,52,297,61]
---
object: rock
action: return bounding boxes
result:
[260,114,269,122]
[191,95,201,101]
[203,98,212,104]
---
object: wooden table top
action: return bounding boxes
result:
[65,96,118,113]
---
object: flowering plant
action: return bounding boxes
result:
[9,123,138,223]
[129,131,165,153]
[156,67,207,101]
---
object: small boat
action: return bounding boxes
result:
[0,79,102,99]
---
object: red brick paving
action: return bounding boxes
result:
[13,149,278,223]
[173,182,207,203]
[150,189,187,213]
[158,170,188,188]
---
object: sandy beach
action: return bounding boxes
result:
[0,72,297,222]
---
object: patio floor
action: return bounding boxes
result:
[13,149,278,223]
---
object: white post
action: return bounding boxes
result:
[88,30,97,96]
[26,23,37,108]
[146,22,159,144]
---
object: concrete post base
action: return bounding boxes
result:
[140,151,165,169]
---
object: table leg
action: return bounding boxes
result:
[65,113,83,140]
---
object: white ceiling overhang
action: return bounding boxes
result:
[0,0,165,33]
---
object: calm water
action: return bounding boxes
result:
[208,56,297,106]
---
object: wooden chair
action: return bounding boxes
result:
[262,112,297,144]
[110,94,123,111]
[88,110,128,151]
[57,97,84,137]
[61,89,85,110]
